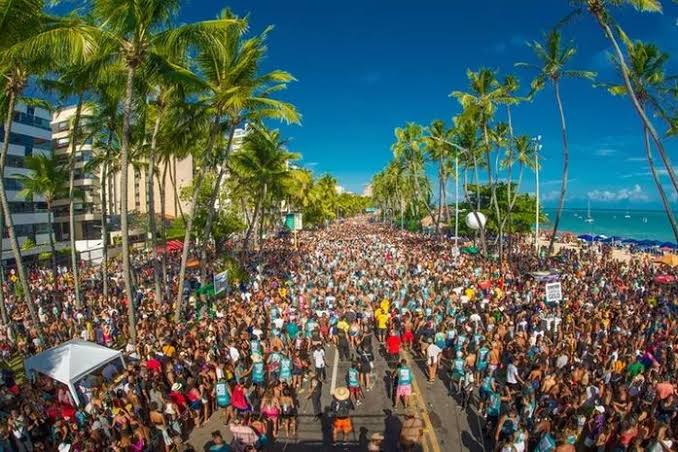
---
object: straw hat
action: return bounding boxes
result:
[370,432,384,441]
[334,386,350,401]
[171,383,182,392]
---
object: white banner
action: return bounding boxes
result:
[545,282,562,303]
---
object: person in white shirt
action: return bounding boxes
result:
[312,346,326,382]
[425,339,442,383]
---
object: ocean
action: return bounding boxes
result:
[542,208,676,243]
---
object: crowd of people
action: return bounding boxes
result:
[0,218,675,452]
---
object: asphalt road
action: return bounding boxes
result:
[188,336,487,451]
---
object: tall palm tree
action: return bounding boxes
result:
[451,69,506,254]
[91,0,241,343]
[392,123,432,222]
[0,0,97,333]
[14,154,69,277]
[578,0,678,196]
[192,9,300,282]
[516,29,595,257]
[424,119,454,234]
[597,34,678,241]
[231,124,299,253]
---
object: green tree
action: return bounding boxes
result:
[0,0,97,334]
[516,29,595,257]
[91,0,241,342]
[14,154,68,278]
[192,9,299,281]
[424,119,454,234]
[596,33,678,242]
[231,124,299,253]
[577,0,678,202]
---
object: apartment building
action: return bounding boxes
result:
[0,104,55,261]
[51,107,102,241]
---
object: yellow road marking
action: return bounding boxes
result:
[404,352,442,452]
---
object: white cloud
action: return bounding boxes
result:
[594,148,617,157]
[541,190,561,201]
[587,184,649,202]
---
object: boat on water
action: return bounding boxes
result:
[624,211,631,219]
[584,201,594,223]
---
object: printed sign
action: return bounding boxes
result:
[214,270,229,295]
[545,282,563,303]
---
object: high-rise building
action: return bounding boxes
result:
[52,106,194,242]
[51,106,102,241]
[0,104,56,261]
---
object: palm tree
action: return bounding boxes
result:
[597,34,678,242]
[451,69,506,254]
[14,154,69,277]
[392,123,432,222]
[578,0,678,196]
[516,29,595,257]
[0,0,97,333]
[192,9,300,281]
[231,124,300,253]
[91,0,242,343]
[424,120,454,234]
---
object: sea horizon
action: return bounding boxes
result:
[541,207,677,243]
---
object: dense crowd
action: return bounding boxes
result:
[0,219,676,451]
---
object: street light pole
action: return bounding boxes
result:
[455,154,459,248]
[429,136,468,249]
[533,135,542,255]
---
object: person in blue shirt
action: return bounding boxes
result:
[395,359,413,409]
[346,362,363,406]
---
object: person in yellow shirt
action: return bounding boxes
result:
[162,342,176,358]
[465,288,475,301]
[376,310,389,342]
[380,298,390,313]
[337,318,350,334]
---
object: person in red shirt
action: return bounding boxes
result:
[168,383,187,413]
[385,329,401,365]
[144,354,162,375]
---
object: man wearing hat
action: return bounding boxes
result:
[330,386,355,443]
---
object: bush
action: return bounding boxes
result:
[38,252,51,261]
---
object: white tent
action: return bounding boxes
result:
[24,339,125,406]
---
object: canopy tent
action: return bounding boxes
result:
[24,340,124,406]
[654,254,678,268]
[156,240,184,254]
[577,234,594,242]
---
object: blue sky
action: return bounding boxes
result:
[60,0,678,208]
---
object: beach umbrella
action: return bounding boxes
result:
[638,239,655,247]
[659,242,678,250]
[622,238,638,244]
[612,236,624,242]
[601,237,614,243]
[577,234,594,242]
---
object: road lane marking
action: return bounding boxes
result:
[404,352,442,452]
[330,345,339,394]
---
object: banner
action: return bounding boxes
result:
[545,282,562,303]
[214,270,229,295]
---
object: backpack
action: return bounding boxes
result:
[333,400,351,418]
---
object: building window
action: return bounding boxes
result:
[5,155,25,168]
[3,178,22,191]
